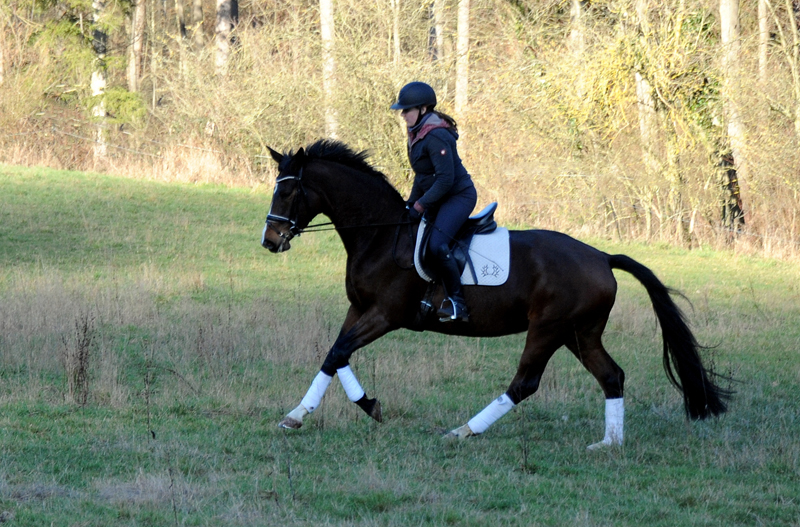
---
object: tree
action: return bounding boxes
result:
[429,0,445,61]
[321,0,337,138]
[0,35,4,88]
[568,0,585,57]
[765,0,800,138]
[391,0,400,64]
[719,0,749,222]
[215,0,238,74]
[192,0,204,48]
[127,0,146,91]
[0,7,5,87]
[175,0,187,75]
[785,0,800,138]
[91,0,108,161]
[634,0,658,177]
[455,0,469,116]
[759,0,770,83]
[176,0,186,39]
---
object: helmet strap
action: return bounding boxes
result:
[413,106,433,127]
[413,107,425,127]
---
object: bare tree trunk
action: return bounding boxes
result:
[150,0,157,108]
[0,6,6,88]
[455,0,469,116]
[0,23,5,87]
[568,0,585,57]
[321,0,337,138]
[759,0,770,83]
[635,0,649,33]
[786,0,800,136]
[176,0,186,39]
[191,0,203,48]
[720,0,749,221]
[128,0,146,92]
[568,0,587,103]
[765,0,800,138]
[429,0,445,61]
[634,0,658,175]
[215,0,237,74]
[635,72,659,172]
[92,0,107,162]
[391,0,400,64]
[175,0,186,75]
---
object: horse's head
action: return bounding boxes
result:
[261,146,316,253]
[262,140,406,253]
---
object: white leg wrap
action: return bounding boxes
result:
[337,365,365,402]
[588,397,624,450]
[467,393,516,435]
[299,371,333,413]
[604,397,624,444]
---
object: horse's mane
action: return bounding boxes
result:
[286,139,398,193]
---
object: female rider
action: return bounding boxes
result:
[391,81,478,322]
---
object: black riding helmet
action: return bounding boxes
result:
[390,82,437,110]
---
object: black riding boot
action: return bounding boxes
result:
[434,248,469,323]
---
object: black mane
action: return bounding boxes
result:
[289,139,393,186]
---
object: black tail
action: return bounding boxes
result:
[609,254,731,419]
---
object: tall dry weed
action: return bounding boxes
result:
[60,311,95,406]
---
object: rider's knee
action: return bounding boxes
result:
[430,242,451,260]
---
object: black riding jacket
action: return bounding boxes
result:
[406,114,473,210]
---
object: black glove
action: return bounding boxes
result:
[406,204,422,222]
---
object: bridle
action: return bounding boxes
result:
[262,165,415,267]
[263,167,307,250]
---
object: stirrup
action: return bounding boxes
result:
[437,297,469,323]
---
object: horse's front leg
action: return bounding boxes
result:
[279,306,392,429]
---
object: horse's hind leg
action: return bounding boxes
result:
[565,317,626,450]
[447,322,565,438]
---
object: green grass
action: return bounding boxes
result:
[1,164,800,526]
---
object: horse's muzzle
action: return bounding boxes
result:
[262,223,292,253]
[263,239,291,253]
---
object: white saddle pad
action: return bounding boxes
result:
[414,218,511,286]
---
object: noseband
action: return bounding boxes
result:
[264,167,306,246]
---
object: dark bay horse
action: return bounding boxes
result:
[261,139,729,448]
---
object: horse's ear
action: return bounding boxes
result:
[267,146,283,164]
[295,147,306,160]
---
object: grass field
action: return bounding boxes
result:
[1,164,799,526]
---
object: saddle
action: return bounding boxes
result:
[414,202,509,286]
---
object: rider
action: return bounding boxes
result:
[391,81,478,322]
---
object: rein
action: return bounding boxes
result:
[265,166,416,269]
[298,217,416,271]
[293,219,412,234]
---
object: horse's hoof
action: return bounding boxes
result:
[278,417,303,429]
[586,439,621,451]
[369,400,383,423]
[444,424,474,439]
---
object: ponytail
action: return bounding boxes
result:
[433,110,458,133]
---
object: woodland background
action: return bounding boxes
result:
[2,0,800,255]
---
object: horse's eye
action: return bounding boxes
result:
[276,186,294,200]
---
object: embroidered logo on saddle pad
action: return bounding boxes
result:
[414,218,511,287]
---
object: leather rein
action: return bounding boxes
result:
[264,168,415,269]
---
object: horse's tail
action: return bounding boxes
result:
[609,254,731,419]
